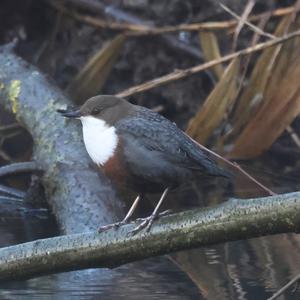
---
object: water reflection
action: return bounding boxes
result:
[1,263,200,300]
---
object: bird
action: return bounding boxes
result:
[58,95,230,234]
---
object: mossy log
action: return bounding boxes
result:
[0,47,124,234]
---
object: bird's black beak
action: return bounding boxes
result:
[57,108,81,118]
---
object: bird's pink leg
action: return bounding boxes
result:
[130,187,170,235]
[98,194,142,232]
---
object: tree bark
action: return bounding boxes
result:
[0,191,300,281]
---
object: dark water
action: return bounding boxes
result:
[0,199,200,300]
[0,178,300,300]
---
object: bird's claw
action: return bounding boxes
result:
[98,220,127,233]
[129,215,155,235]
[135,209,172,223]
[129,209,172,236]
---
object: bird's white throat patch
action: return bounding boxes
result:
[80,116,118,166]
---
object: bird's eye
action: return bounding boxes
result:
[92,108,100,115]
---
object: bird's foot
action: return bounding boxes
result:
[135,209,172,222]
[129,215,155,235]
[129,209,172,235]
[98,220,128,233]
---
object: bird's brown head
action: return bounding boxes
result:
[58,95,133,125]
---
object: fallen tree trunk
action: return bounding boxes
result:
[0,191,300,281]
[0,47,124,233]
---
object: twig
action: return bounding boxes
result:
[51,2,149,32]
[117,29,300,98]
[268,274,300,300]
[220,2,276,40]
[0,184,25,199]
[1,129,23,141]
[231,162,276,195]
[0,126,24,162]
[230,0,256,51]
[0,162,42,177]
[0,123,20,131]
[0,191,300,281]
[0,195,23,203]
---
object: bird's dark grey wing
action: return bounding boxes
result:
[115,108,228,178]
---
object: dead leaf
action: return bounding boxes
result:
[66,34,127,104]
[187,58,239,144]
[199,30,224,80]
[228,15,293,141]
[229,17,300,159]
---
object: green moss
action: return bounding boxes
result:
[8,80,21,115]
[47,98,59,108]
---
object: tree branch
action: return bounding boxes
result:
[1,191,300,281]
[0,162,41,177]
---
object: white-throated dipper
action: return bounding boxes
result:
[58,95,230,233]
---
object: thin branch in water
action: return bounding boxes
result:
[0,195,24,203]
[0,127,23,143]
[117,29,300,98]
[0,162,42,177]
[268,274,300,300]
[0,184,25,199]
[0,123,20,131]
